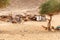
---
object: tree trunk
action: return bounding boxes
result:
[47,15,52,31]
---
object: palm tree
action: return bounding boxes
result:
[0,0,9,8]
[39,0,60,31]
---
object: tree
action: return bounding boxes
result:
[0,0,9,8]
[39,0,60,31]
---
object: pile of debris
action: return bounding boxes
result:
[0,14,46,23]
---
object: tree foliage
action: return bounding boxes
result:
[0,0,9,8]
[39,0,60,31]
[39,0,60,16]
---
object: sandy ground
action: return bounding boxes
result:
[0,21,59,40]
[0,0,60,40]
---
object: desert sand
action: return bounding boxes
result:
[0,0,60,40]
[0,20,59,40]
